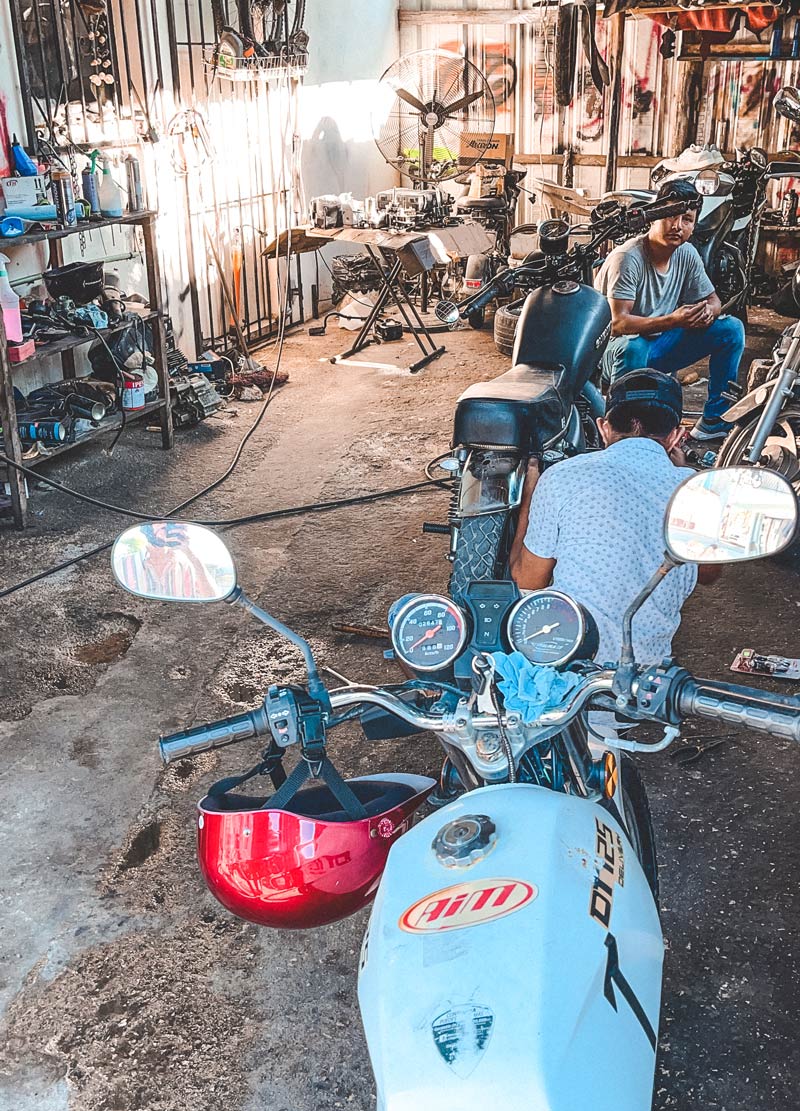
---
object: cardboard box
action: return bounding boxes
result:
[459,132,515,168]
[1,175,50,210]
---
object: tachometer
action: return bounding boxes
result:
[390,594,467,672]
[506,590,594,666]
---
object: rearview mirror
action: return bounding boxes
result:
[774,86,800,123]
[665,467,797,564]
[111,522,237,602]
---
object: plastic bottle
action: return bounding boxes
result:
[0,254,23,344]
[98,156,124,218]
[82,150,101,215]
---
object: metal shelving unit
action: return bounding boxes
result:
[0,210,174,528]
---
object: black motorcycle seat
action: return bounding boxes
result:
[456,196,507,212]
[453,363,567,451]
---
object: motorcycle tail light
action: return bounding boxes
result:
[465,279,483,289]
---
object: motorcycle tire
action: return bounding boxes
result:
[493,303,521,357]
[716,408,800,566]
[448,511,509,604]
[610,754,660,909]
[555,2,579,108]
[468,308,485,330]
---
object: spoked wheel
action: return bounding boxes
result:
[716,406,800,564]
[610,754,659,908]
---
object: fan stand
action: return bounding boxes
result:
[329,242,445,374]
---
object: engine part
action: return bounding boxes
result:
[170,372,225,428]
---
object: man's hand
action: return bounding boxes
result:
[668,434,689,467]
[671,301,712,330]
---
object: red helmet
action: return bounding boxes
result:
[197,773,434,929]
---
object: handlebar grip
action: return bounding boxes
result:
[461,279,506,316]
[678,677,800,742]
[640,200,694,224]
[767,160,800,178]
[159,706,269,764]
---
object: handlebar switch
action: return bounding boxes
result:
[635,662,688,724]
[266,685,301,748]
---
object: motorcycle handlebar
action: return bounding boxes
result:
[159,706,270,764]
[678,676,800,742]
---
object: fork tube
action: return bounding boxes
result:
[745,362,800,463]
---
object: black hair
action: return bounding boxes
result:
[606,400,680,438]
[655,177,702,211]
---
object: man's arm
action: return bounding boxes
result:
[508,461,558,590]
[609,297,710,337]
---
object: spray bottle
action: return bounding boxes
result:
[0,254,23,344]
[82,149,101,215]
[98,156,124,218]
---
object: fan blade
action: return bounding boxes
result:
[442,89,484,116]
[395,87,428,115]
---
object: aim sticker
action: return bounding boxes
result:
[399,878,536,933]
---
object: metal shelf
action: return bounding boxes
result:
[0,210,174,528]
[14,311,158,366]
[203,48,308,81]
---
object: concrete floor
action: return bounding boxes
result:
[0,312,798,1110]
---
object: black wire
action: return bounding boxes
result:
[0,476,445,599]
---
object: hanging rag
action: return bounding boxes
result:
[490,652,583,724]
[580,0,611,93]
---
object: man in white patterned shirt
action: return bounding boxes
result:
[509,369,720,666]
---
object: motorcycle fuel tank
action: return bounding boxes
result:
[512,282,611,399]
[358,783,662,1111]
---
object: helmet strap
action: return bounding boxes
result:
[266,754,369,821]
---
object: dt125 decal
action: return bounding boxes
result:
[400,878,536,933]
[589,818,625,929]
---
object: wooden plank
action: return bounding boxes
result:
[604,14,627,193]
[399,8,542,25]
[629,0,768,14]
[515,153,661,167]
[0,210,157,250]
[141,213,174,451]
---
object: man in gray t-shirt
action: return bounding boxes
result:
[594,179,745,441]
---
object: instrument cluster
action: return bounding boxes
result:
[388,587,597,674]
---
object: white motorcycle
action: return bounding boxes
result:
[111,466,800,1110]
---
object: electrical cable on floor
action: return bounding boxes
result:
[0,475,450,600]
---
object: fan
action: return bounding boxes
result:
[372,49,496,184]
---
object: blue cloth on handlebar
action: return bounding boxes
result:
[490,652,582,723]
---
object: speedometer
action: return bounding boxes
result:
[506,590,595,667]
[390,594,467,672]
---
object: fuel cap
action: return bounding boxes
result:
[432,814,497,867]
[552,280,580,295]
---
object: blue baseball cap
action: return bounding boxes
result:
[606,368,683,422]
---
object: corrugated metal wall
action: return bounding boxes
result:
[399,1,800,217]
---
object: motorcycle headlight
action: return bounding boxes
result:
[696,168,721,196]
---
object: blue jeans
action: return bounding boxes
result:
[602,315,745,423]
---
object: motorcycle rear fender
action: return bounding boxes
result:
[458,450,526,517]
[722,381,772,422]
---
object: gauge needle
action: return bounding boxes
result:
[523,622,560,642]
[409,624,442,651]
